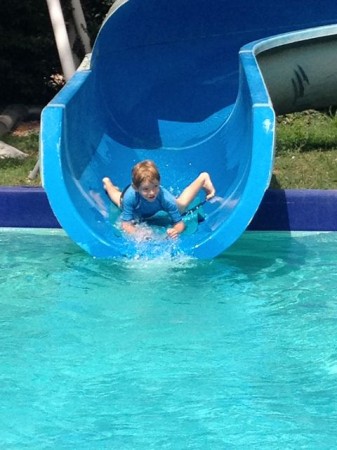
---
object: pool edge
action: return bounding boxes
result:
[248,189,337,231]
[1,187,336,231]
[0,186,60,228]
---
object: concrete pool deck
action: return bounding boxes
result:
[0,187,336,232]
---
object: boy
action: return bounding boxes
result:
[103,160,215,239]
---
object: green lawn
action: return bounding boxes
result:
[0,131,40,186]
[271,110,337,189]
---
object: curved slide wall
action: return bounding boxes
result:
[41,0,337,258]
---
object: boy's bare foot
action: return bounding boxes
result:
[102,177,122,207]
[102,177,113,190]
[201,172,216,200]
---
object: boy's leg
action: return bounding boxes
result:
[102,177,122,207]
[176,172,215,213]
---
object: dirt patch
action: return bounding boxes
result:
[12,121,40,137]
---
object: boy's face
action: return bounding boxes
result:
[136,179,160,202]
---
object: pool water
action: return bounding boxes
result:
[0,229,337,449]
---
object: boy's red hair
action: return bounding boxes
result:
[132,160,160,188]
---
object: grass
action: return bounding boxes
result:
[0,131,40,186]
[271,110,337,189]
[1,109,337,189]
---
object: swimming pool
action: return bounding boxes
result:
[1,228,336,448]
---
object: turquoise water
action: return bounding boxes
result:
[1,229,337,449]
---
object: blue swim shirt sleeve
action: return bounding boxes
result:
[160,188,183,224]
[120,186,137,221]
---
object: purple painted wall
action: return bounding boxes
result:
[248,189,337,231]
[0,187,336,232]
[0,187,60,228]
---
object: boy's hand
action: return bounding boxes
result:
[166,221,185,239]
[166,227,179,239]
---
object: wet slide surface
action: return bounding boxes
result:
[41,0,337,258]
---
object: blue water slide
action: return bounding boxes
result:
[41,0,337,258]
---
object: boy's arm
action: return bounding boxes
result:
[122,220,154,241]
[160,189,185,238]
[166,220,185,239]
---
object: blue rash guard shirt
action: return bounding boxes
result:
[120,185,183,224]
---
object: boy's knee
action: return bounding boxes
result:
[199,172,210,182]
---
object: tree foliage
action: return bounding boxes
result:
[0,0,114,106]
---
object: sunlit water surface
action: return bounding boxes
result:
[1,229,337,449]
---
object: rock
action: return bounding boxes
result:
[0,104,29,137]
[0,141,28,159]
